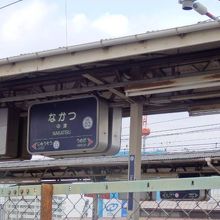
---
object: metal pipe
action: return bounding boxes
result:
[0,21,219,65]
[205,158,220,175]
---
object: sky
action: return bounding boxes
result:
[0,0,219,58]
[121,112,220,153]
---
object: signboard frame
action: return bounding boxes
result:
[0,108,19,159]
[27,96,110,156]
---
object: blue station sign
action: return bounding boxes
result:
[28,96,109,156]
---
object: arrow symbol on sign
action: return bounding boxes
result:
[87,138,93,146]
[31,143,37,150]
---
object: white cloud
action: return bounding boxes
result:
[92,13,130,37]
[1,1,49,41]
[71,14,90,33]
[0,0,209,58]
[65,13,131,46]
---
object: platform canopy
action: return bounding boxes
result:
[0,21,220,115]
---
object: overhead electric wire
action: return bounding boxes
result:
[148,116,190,125]
[0,0,23,10]
[122,113,220,130]
[141,136,220,146]
[142,142,220,149]
[150,122,220,133]
[122,116,190,129]
[122,114,214,129]
[146,114,218,126]
[149,126,220,138]
[121,126,220,140]
[65,0,68,47]
[122,123,220,137]
[120,142,220,153]
[144,127,220,138]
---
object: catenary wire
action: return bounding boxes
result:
[140,136,220,146]
[121,142,220,150]
[0,0,23,10]
[148,122,220,133]
[121,126,220,139]
[121,123,220,136]
[65,0,68,47]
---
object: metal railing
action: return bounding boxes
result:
[0,176,220,219]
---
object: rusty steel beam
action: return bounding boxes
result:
[125,72,220,96]
[150,91,220,104]
[1,70,219,104]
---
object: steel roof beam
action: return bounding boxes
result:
[126,71,220,96]
[83,73,134,103]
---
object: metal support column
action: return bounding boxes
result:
[128,102,143,219]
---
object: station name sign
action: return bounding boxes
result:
[160,190,208,201]
[28,96,110,156]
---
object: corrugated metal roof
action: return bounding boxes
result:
[0,150,219,170]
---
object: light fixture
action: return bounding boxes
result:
[179,0,196,10]
[179,0,219,21]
